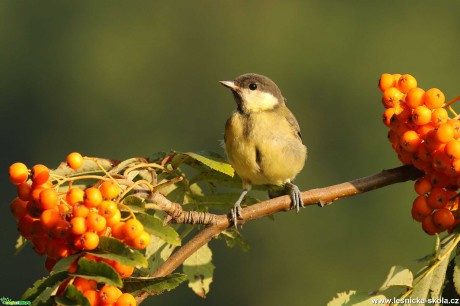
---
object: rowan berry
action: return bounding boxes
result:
[107,209,121,227]
[112,261,135,278]
[400,130,421,152]
[99,285,122,305]
[18,214,35,239]
[115,293,137,306]
[80,232,99,250]
[424,88,445,109]
[66,152,83,170]
[428,188,448,209]
[31,219,47,238]
[17,182,32,201]
[10,197,28,220]
[47,240,70,259]
[98,200,118,219]
[73,277,98,292]
[73,202,90,218]
[53,220,71,239]
[387,130,399,145]
[412,105,432,125]
[86,211,107,232]
[431,108,449,125]
[397,74,417,93]
[84,187,103,208]
[40,209,61,230]
[123,219,144,239]
[429,171,449,188]
[9,162,29,185]
[31,164,50,185]
[405,87,425,109]
[422,215,440,235]
[83,289,100,306]
[448,119,460,138]
[99,181,120,200]
[432,150,450,171]
[38,189,59,210]
[111,222,126,240]
[382,87,404,108]
[32,237,48,255]
[414,178,432,195]
[130,231,151,250]
[435,123,455,143]
[66,188,84,206]
[378,73,395,92]
[411,195,433,222]
[70,216,87,235]
[432,208,455,230]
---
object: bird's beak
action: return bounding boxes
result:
[219,80,239,92]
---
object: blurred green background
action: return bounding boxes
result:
[1,1,459,305]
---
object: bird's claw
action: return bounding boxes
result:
[231,202,242,229]
[287,183,304,213]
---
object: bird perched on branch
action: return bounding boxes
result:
[220,73,307,226]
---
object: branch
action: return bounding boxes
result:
[135,165,422,304]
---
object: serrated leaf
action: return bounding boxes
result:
[378,265,413,292]
[108,157,147,175]
[22,271,69,301]
[15,235,28,255]
[123,273,187,296]
[142,236,177,275]
[327,290,387,306]
[88,237,148,268]
[165,185,186,204]
[52,253,81,273]
[54,285,90,306]
[72,258,122,287]
[171,152,234,177]
[136,213,181,246]
[32,286,57,306]
[123,195,146,213]
[52,158,113,177]
[183,244,215,298]
[221,230,251,252]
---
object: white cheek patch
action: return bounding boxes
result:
[241,89,279,112]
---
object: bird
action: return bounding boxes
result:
[219,73,307,226]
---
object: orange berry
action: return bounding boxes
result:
[424,88,445,109]
[378,73,395,92]
[84,187,103,208]
[53,219,71,239]
[392,74,402,84]
[405,87,425,109]
[9,162,29,185]
[445,140,460,159]
[428,188,448,209]
[107,209,121,227]
[432,150,450,171]
[38,189,59,210]
[429,171,449,188]
[99,181,120,200]
[31,219,47,238]
[83,289,100,306]
[130,231,151,250]
[382,87,404,108]
[73,277,97,292]
[123,219,144,239]
[26,200,41,218]
[31,164,50,185]
[414,178,432,196]
[400,130,421,152]
[416,143,432,162]
[73,202,90,218]
[397,74,417,93]
[115,293,137,306]
[448,119,460,138]
[70,216,87,235]
[18,215,35,239]
[66,152,83,170]
[47,240,70,259]
[412,105,432,125]
[431,108,449,125]
[98,200,118,219]
[422,215,440,235]
[40,209,61,230]
[80,232,99,250]
[382,108,395,127]
[86,211,107,232]
[99,285,123,305]
[411,195,433,222]
[10,197,28,220]
[435,123,454,143]
[17,182,32,201]
[433,208,455,230]
[111,222,126,240]
[66,188,85,206]
[112,261,135,278]
[387,130,399,145]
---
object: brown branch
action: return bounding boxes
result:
[135,165,423,304]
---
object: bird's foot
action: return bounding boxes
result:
[286,182,304,213]
[230,202,243,229]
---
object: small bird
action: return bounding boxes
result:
[220,73,307,226]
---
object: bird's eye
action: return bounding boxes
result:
[249,83,257,90]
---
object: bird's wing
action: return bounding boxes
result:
[284,108,302,141]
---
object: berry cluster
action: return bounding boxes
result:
[8,152,149,305]
[379,73,460,235]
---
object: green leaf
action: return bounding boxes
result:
[15,235,28,255]
[378,265,413,292]
[182,243,215,298]
[123,273,187,296]
[221,229,251,252]
[190,170,241,188]
[171,152,234,177]
[327,290,387,306]
[142,236,177,275]
[22,271,69,301]
[188,193,259,210]
[136,213,181,246]
[52,253,81,273]
[54,285,90,306]
[72,258,122,287]
[31,286,58,306]
[108,157,147,175]
[89,237,148,268]
[123,195,146,213]
[52,158,113,177]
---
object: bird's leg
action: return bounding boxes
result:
[285,182,304,213]
[231,188,249,228]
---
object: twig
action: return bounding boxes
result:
[135,165,423,304]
